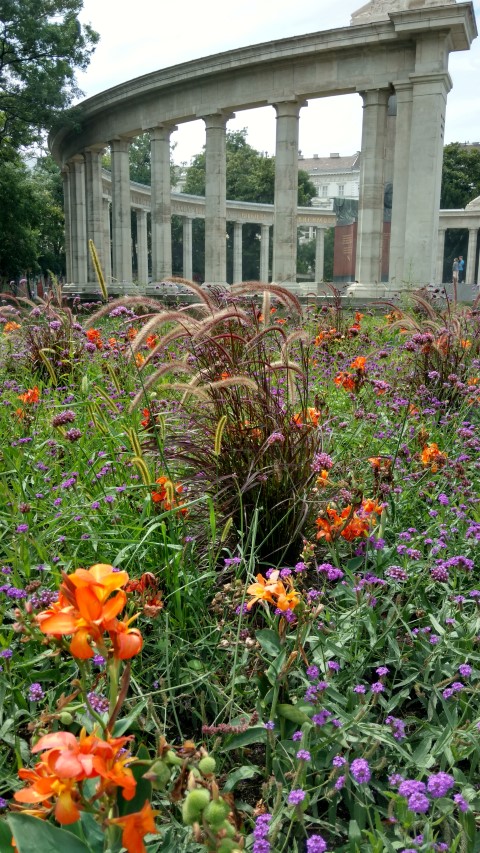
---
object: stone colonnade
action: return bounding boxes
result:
[62,121,335,294]
[53,2,477,295]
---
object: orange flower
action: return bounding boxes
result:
[293,407,321,427]
[334,371,355,392]
[108,337,117,347]
[141,408,150,428]
[421,442,447,472]
[4,320,21,333]
[135,352,145,367]
[246,570,300,612]
[151,476,187,515]
[107,801,158,853]
[18,386,40,404]
[14,729,137,825]
[36,563,143,660]
[146,334,158,349]
[127,327,138,341]
[86,328,103,349]
[316,499,382,542]
[461,339,472,349]
[350,356,367,372]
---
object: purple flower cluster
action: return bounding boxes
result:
[350,758,371,784]
[28,682,45,702]
[306,835,328,853]
[51,410,76,427]
[317,563,344,582]
[385,715,406,741]
[253,812,272,853]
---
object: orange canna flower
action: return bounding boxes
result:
[86,328,103,349]
[146,334,158,349]
[421,442,447,472]
[107,800,158,853]
[350,356,367,372]
[36,564,142,660]
[334,371,355,392]
[18,386,40,404]
[293,407,321,428]
[246,570,300,613]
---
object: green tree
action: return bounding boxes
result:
[0,0,98,154]
[0,152,65,283]
[440,143,480,209]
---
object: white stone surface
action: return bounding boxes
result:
[351,0,456,27]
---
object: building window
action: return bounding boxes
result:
[321,185,328,197]
[338,184,345,196]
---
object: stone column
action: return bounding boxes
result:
[69,155,88,287]
[233,221,243,283]
[315,227,325,284]
[203,112,232,285]
[110,137,132,285]
[355,88,389,285]
[61,166,73,283]
[272,100,305,285]
[436,227,446,284]
[84,146,105,286]
[403,71,452,285]
[182,216,193,280]
[260,224,270,282]
[150,123,176,281]
[466,228,478,285]
[389,83,413,287]
[103,198,112,286]
[136,209,148,286]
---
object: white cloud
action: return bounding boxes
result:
[76,0,480,163]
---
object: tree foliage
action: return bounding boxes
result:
[0,0,99,153]
[440,143,480,209]
[0,152,65,282]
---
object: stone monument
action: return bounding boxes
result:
[351,0,456,26]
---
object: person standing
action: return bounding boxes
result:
[458,255,465,283]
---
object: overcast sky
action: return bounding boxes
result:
[77,0,480,165]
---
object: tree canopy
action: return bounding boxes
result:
[0,0,99,154]
[440,143,480,209]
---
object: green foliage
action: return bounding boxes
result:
[0,0,98,153]
[440,142,480,209]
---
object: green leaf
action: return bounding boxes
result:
[7,814,92,853]
[223,764,260,792]
[277,703,311,724]
[223,727,267,751]
[112,698,147,736]
[0,818,13,848]
[255,629,282,657]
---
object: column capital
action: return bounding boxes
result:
[201,111,234,129]
[408,71,452,94]
[358,88,391,107]
[149,123,178,141]
[109,136,133,153]
[271,99,307,118]
[68,153,85,166]
[84,143,107,156]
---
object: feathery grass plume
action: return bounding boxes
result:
[38,348,57,384]
[131,456,151,486]
[105,362,122,394]
[261,289,271,327]
[93,385,120,415]
[83,296,167,328]
[128,311,202,359]
[229,281,302,315]
[214,415,228,457]
[87,402,107,435]
[88,239,108,302]
[127,427,143,458]
[128,360,194,412]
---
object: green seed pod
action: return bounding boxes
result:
[145,760,171,790]
[217,840,239,853]
[198,756,216,776]
[164,749,184,766]
[182,788,211,825]
[219,819,235,838]
[203,798,230,827]
[58,711,73,725]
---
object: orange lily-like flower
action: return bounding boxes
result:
[316,499,382,542]
[246,570,300,613]
[36,564,143,660]
[14,729,137,825]
[151,475,188,515]
[86,328,103,349]
[350,356,367,372]
[421,442,447,472]
[107,800,159,853]
[334,371,356,392]
[293,407,321,428]
[146,334,158,349]
[4,320,21,333]
[18,386,40,404]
